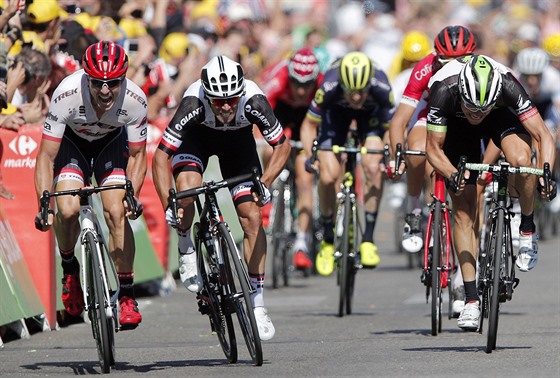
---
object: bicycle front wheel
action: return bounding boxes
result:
[430,202,443,336]
[271,185,288,288]
[86,232,113,373]
[487,208,505,353]
[194,223,237,363]
[336,194,352,317]
[218,223,263,366]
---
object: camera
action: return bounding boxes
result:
[0,65,7,109]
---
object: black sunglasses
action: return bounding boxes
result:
[209,96,241,107]
[89,78,123,89]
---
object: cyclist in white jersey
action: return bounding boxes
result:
[152,55,291,341]
[34,41,148,330]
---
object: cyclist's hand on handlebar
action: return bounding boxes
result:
[124,196,143,219]
[34,210,54,232]
[304,157,319,174]
[537,177,557,201]
[447,170,470,195]
[165,206,179,228]
[252,183,271,206]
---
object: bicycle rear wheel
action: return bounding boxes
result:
[194,223,237,363]
[430,202,443,336]
[218,223,263,366]
[486,209,505,353]
[271,185,289,288]
[86,232,112,373]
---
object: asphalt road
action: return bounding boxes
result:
[1,197,559,377]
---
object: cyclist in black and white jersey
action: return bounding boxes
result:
[34,41,148,329]
[426,54,557,331]
[152,55,291,341]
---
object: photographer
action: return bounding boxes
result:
[7,46,51,125]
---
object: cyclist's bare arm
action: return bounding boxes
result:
[426,127,468,183]
[522,115,556,171]
[300,115,320,160]
[126,142,147,196]
[34,138,59,204]
[152,148,174,211]
[261,139,291,188]
[389,102,416,157]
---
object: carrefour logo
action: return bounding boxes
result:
[8,135,38,156]
[3,135,38,169]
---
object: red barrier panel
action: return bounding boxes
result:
[0,125,57,329]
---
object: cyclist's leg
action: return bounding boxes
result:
[402,122,427,253]
[293,152,314,266]
[52,132,93,316]
[359,135,384,267]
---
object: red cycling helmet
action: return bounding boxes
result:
[434,25,476,57]
[288,48,320,84]
[82,40,128,79]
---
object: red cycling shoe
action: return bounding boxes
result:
[61,272,85,317]
[119,296,142,330]
[294,250,313,269]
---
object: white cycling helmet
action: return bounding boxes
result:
[458,55,503,109]
[201,55,245,98]
[515,47,549,75]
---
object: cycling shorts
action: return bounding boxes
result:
[54,128,128,186]
[171,125,262,206]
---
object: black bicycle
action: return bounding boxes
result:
[457,157,553,353]
[311,133,388,317]
[168,168,265,366]
[38,181,140,373]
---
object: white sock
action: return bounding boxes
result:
[177,228,195,255]
[250,274,265,308]
[407,195,422,216]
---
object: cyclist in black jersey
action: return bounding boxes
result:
[301,51,395,276]
[152,55,290,341]
[426,54,557,331]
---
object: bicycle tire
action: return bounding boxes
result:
[217,223,263,366]
[346,200,359,316]
[430,202,443,336]
[487,208,505,353]
[271,185,286,289]
[86,232,112,373]
[194,223,237,363]
[337,194,351,317]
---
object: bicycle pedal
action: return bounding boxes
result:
[119,323,138,331]
[197,299,211,315]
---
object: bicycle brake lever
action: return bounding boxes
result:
[168,188,179,220]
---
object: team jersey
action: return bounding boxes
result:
[427,56,539,129]
[399,52,440,108]
[306,61,394,127]
[260,59,324,109]
[158,79,286,155]
[42,69,148,146]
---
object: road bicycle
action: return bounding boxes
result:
[457,157,553,353]
[268,141,313,288]
[38,181,140,374]
[168,168,266,366]
[396,143,458,336]
[311,132,389,317]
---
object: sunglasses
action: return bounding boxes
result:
[89,78,123,89]
[462,97,493,113]
[437,56,453,66]
[209,96,241,107]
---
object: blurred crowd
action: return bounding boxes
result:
[0,0,557,134]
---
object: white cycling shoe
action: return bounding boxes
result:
[179,253,202,292]
[254,306,275,341]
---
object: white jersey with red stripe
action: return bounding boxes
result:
[43,69,148,146]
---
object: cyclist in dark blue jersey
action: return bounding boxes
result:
[301,51,395,276]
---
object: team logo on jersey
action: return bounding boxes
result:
[516,95,532,113]
[244,104,270,128]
